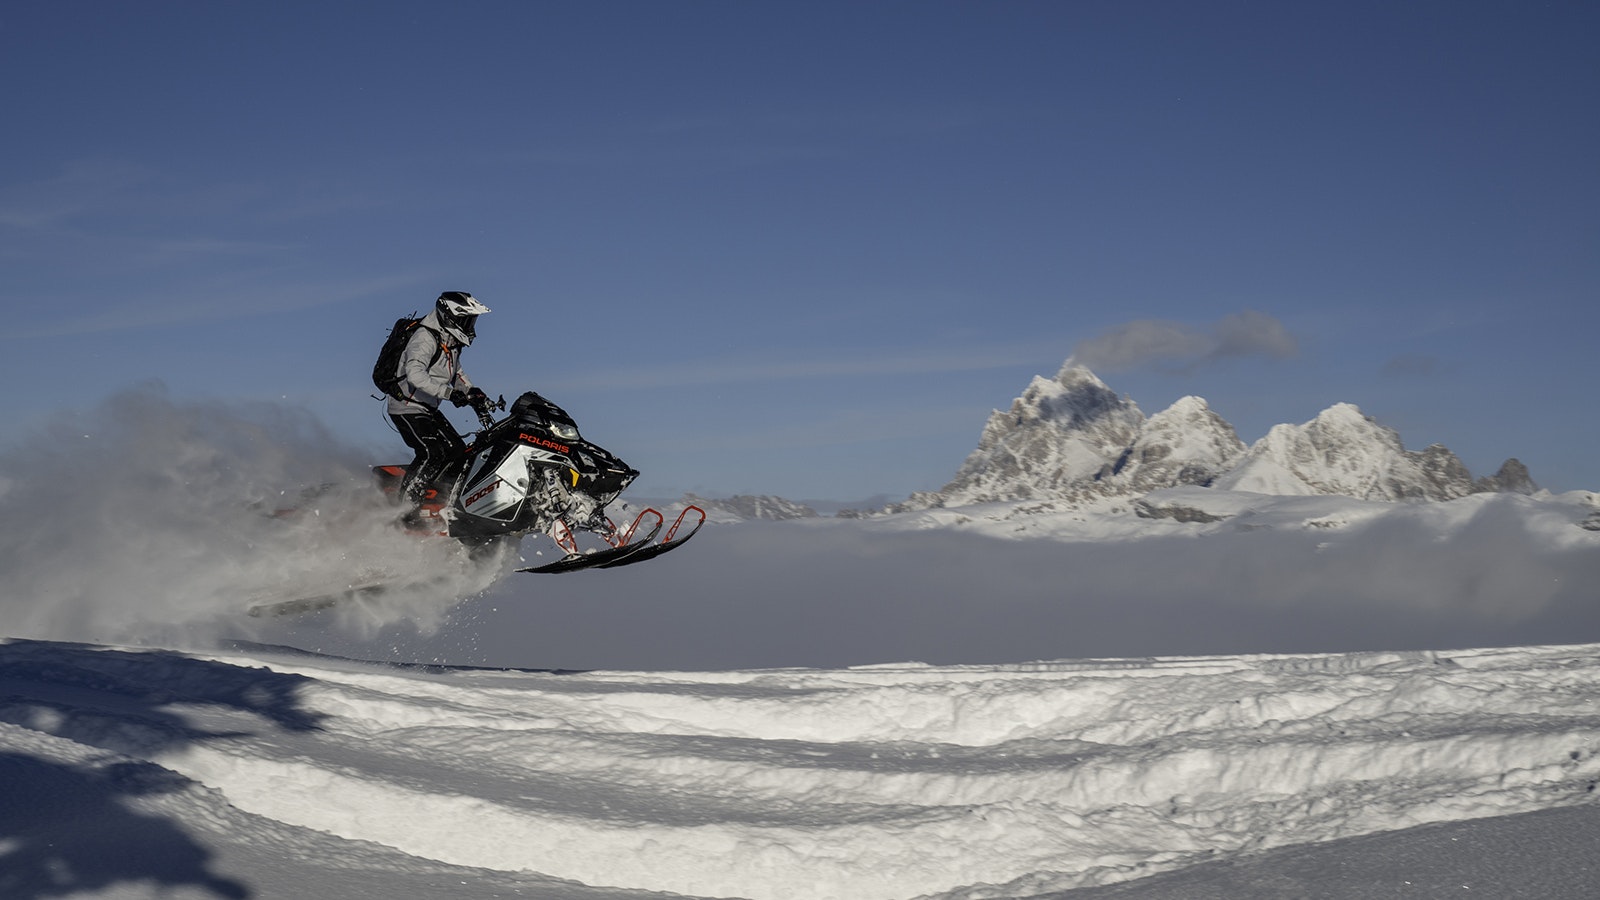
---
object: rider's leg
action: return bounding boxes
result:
[389,408,465,516]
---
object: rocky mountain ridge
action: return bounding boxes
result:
[885,360,1536,514]
[682,493,819,522]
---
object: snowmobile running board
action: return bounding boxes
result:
[517,505,704,574]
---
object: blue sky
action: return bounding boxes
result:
[4,1,1596,501]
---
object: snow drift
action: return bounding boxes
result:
[3,638,1599,899]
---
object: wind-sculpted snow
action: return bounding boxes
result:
[3,638,1599,898]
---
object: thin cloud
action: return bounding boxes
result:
[16,273,427,339]
[0,159,156,230]
[1073,311,1298,373]
[1,160,388,268]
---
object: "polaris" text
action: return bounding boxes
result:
[519,433,569,453]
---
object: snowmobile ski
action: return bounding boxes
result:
[518,542,646,574]
[595,505,705,569]
[516,512,663,574]
[516,506,702,574]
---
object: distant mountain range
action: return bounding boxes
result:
[884,360,1536,515]
[678,359,1542,522]
[683,493,821,522]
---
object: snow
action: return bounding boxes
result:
[6,389,1600,898]
[1211,454,1321,496]
[4,638,1600,899]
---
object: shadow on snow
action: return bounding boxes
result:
[0,638,327,899]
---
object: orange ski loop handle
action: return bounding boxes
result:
[663,505,706,543]
[616,508,663,547]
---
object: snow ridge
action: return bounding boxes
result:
[5,638,1600,900]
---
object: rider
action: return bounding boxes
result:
[387,291,492,526]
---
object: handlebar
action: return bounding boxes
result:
[473,393,507,429]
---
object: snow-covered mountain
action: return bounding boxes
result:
[938,365,1151,506]
[614,494,820,525]
[684,492,820,522]
[896,360,1534,512]
[1217,402,1480,501]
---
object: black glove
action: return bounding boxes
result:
[449,390,469,408]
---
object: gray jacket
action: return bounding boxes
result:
[385,311,476,416]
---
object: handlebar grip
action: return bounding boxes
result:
[470,393,504,429]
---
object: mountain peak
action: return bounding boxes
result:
[1314,402,1368,424]
[1216,403,1488,502]
[904,361,1533,511]
[935,361,1144,505]
[1478,458,1540,495]
[1111,395,1246,492]
[1153,394,1214,419]
[1055,358,1108,388]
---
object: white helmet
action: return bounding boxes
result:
[435,291,490,346]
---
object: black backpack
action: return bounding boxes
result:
[371,315,441,400]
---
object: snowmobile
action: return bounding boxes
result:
[246,390,702,617]
[373,390,703,574]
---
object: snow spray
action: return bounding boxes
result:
[0,386,503,646]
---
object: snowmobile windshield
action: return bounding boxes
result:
[510,391,581,440]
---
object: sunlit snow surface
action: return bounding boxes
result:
[4,638,1599,899]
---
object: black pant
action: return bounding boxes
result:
[390,408,466,506]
